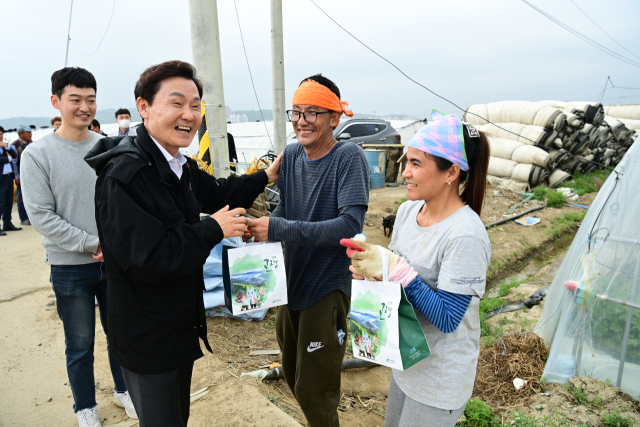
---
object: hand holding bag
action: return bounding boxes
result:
[350,247,430,371]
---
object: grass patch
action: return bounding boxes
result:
[498,277,528,298]
[533,186,567,208]
[601,409,634,427]
[480,296,507,342]
[559,169,611,196]
[547,212,586,238]
[394,197,408,213]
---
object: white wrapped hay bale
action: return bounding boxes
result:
[476,123,545,145]
[465,101,564,129]
[511,145,554,170]
[488,157,517,178]
[488,136,524,159]
[604,105,640,121]
[511,163,549,187]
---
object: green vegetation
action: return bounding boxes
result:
[498,277,528,298]
[480,296,507,343]
[507,412,570,426]
[601,410,634,427]
[394,197,408,213]
[540,376,548,387]
[460,398,499,427]
[547,212,587,238]
[559,169,612,196]
[571,386,588,406]
[533,186,567,208]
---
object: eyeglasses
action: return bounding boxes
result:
[286,110,332,123]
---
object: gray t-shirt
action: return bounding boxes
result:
[389,201,491,409]
[20,130,103,265]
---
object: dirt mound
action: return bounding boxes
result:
[474,333,549,408]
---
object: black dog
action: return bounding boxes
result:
[382,214,396,237]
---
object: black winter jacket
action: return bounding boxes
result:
[84,124,268,374]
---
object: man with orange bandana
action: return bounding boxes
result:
[247,74,369,426]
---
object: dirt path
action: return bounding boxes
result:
[0,185,601,426]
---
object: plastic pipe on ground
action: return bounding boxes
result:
[484,204,547,229]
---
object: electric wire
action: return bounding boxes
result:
[520,0,640,69]
[308,0,619,174]
[568,0,640,62]
[233,0,274,152]
[71,0,117,56]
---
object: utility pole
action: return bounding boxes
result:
[188,0,230,177]
[271,0,287,154]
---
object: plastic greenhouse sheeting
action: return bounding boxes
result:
[536,139,640,398]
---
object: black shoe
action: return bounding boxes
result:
[0,230,6,236]
[20,219,31,226]
[3,223,22,231]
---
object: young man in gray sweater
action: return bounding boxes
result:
[20,68,136,427]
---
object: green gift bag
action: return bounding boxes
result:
[350,247,430,371]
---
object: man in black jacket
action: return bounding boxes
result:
[85,60,281,426]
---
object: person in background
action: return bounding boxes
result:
[20,67,136,427]
[246,74,369,427]
[11,124,33,225]
[89,119,108,136]
[228,132,238,172]
[0,125,21,236]
[107,108,136,137]
[52,116,62,131]
[343,111,491,427]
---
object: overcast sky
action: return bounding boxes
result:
[2,0,639,121]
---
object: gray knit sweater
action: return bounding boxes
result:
[20,130,103,265]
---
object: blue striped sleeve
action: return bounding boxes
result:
[269,204,366,247]
[404,276,472,333]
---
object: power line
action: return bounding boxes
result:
[233,0,274,151]
[520,0,640,69]
[568,0,640,61]
[308,0,618,174]
[71,0,117,57]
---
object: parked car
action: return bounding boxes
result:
[333,119,401,146]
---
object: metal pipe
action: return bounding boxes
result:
[188,0,230,177]
[270,0,287,154]
[64,0,74,67]
[597,295,640,310]
[484,203,547,229]
[616,249,640,388]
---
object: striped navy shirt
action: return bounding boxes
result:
[269,141,370,310]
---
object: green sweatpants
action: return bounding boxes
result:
[276,290,350,427]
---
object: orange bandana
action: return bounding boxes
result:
[291,80,354,123]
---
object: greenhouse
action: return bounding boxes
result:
[536,138,640,398]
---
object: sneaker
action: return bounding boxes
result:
[113,391,138,419]
[76,407,101,427]
[21,219,31,226]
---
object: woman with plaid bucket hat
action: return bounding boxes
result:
[342,110,492,426]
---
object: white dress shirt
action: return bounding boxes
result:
[150,136,187,179]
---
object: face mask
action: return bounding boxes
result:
[118,119,131,129]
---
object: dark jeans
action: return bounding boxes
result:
[15,182,28,221]
[0,173,14,226]
[50,262,127,412]
[122,362,194,427]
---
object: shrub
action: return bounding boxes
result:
[533,186,567,208]
[601,410,634,427]
[461,398,498,427]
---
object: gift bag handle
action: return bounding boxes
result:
[377,246,390,282]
